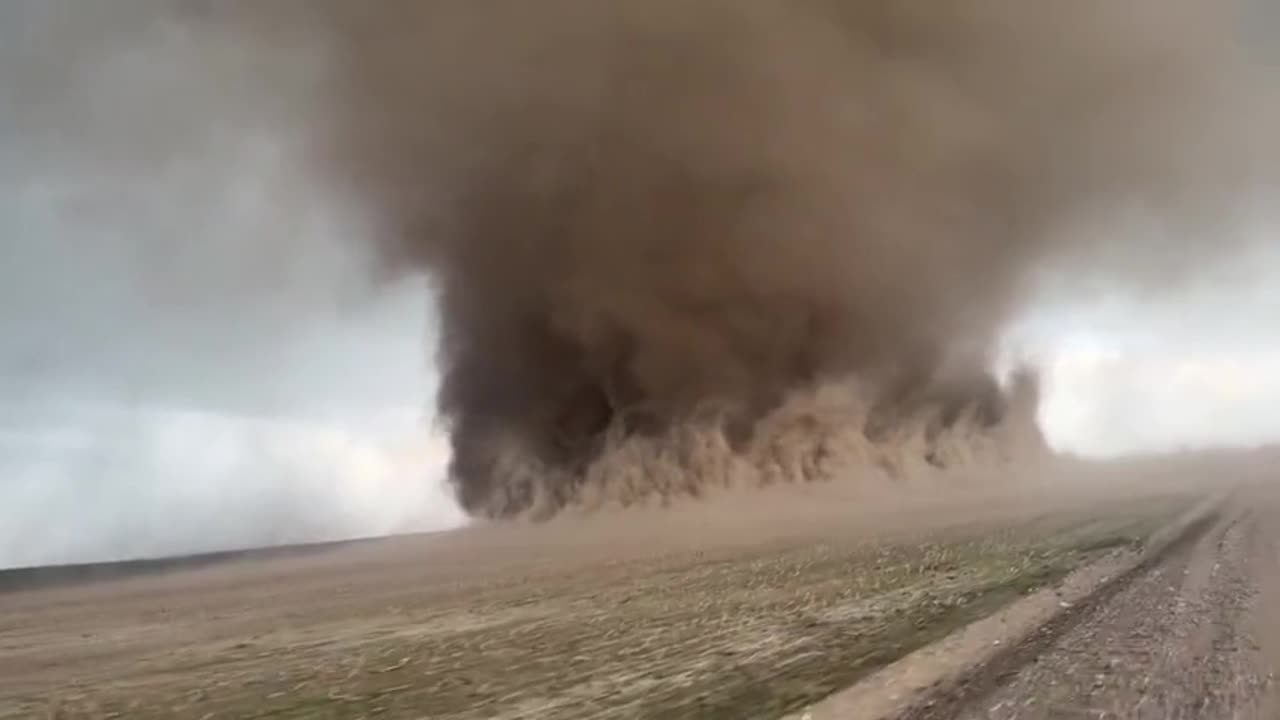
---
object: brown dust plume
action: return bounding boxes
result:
[229,0,1275,517]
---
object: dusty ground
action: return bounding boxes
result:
[905,479,1280,720]
[0,455,1274,719]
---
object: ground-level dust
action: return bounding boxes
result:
[2,452,1277,719]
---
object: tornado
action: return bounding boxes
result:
[187,1,1280,515]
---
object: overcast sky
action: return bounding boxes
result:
[1010,234,1280,458]
[0,158,465,569]
[2,2,1279,569]
[0,3,466,568]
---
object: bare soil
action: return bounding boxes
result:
[0,456,1271,719]
[920,482,1280,720]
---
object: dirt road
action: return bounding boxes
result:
[902,483,1280,720]
[0,456,1275,719]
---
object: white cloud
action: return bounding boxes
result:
[1040,348,1280,457]
[1009,236,1280,457]
[0,403,461,569]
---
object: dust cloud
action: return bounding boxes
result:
[236,0,1271,518]
[7,1,1275,526]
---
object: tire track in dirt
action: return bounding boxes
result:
[923,492,1276,720]
[1249,488,1280,718]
